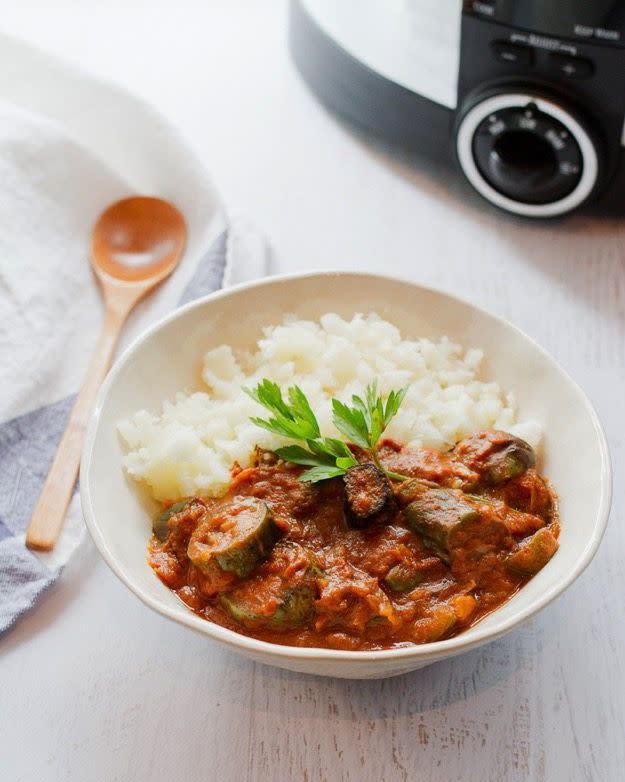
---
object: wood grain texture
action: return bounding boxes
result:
[24,305,128,550]
[1,2,623,781]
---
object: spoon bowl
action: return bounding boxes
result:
[91,196,186,284]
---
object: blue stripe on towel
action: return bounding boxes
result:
[0,396,74,537]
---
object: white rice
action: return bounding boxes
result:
[118,312,541,502]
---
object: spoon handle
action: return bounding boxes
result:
[25,301,130,551]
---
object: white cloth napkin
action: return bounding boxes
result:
[0,100,269,633]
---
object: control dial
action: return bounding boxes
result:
[456,92,600,217]
[473,105,582,204]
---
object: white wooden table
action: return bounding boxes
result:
[1,2,623,780]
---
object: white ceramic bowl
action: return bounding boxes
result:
[81,272,611,679]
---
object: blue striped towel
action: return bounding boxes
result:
[0,103,268,634]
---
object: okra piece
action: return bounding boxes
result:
[403,485,480,560]
[220,584,315,631]
[506,527,558,577]
[343,462,395,528]
[454,431,536,485]
[153,499,189,542]
[482,440,535,484]
[403,484,511,562]
[383,563,424,593]
[188,498,281,580]
[417,604,457,643]
[466,494,545,538]
[394,478,438,508]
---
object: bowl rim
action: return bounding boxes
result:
[80,269,612,666]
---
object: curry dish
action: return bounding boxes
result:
[149,430,559,651]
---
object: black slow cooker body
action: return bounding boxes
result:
[289,0,625,217]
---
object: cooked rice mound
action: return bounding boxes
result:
[118,313,540,501]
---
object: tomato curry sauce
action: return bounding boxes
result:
[149,430,559,651]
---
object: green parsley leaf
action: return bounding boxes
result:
[334,382,408,453]
[249,415,302,440]
[384,386,409,428]
[245,380,320,440]
[287,386,320,438]
[308,437,357,463]
[331,399,370,449]
[275,445,334,467]
[247,379,409,484]
[245,379,291,419]
[299,465,347,483]
[335,456,358,470]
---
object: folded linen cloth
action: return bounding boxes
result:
[0,101,269,634]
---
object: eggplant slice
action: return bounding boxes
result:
[343,462,395,528]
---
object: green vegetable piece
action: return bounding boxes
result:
[465,494,544,537]
[220,584,315,631]
[483,441,535,484]
[153,500,189,542]
[403,486,481,560]
[454,431,536,485]
[506,527,558,577]
[187,499,281,580]
[383,563,424,592]
[421,604,457,642]
[395,478,439,508]
[268,586,316,630]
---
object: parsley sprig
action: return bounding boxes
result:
[245,379,408,483]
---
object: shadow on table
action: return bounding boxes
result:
[0,537,98,652]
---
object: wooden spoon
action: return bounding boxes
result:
[25,196,186,551]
